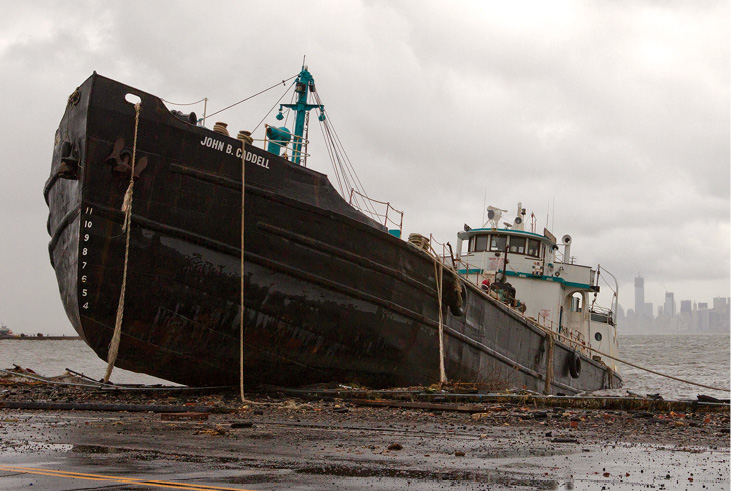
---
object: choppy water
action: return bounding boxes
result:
[0,334,729,398]
[608,333,730,400]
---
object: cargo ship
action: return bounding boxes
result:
[45,67,621,393]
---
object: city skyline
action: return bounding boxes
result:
[626,273,728,316]
[619,273,730,332]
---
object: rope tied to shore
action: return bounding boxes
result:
[104,102,141,383]
[433,258,447,384]
[543,332,555,395]
[512,298,731,393]
[237,131,253,403]
[452,274,730,394]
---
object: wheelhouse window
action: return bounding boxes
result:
[489,235,507,252]
[468,233,489,252]
[509,237,526,254]
[527,238,541,257]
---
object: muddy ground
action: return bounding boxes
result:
[0,381,729,490]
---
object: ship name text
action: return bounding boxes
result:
[200,136,269,169]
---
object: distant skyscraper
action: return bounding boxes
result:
[664,292,675,318]
[710,297,730,332]
[713,297,728,312]
[698,302,709,331]
[680,300,692,331]
[635,275,644,318]
[680,300,691,315]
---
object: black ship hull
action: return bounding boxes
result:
[45,74,621,393]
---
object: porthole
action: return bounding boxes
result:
[594,332,603,342]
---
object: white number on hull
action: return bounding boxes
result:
[81,208,93,313]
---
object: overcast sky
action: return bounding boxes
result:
[0,1,728,335]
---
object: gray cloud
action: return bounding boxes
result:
[0,0,727,333]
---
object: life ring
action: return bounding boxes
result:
[568,351,581,379]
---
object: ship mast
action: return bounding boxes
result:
[278,66,325,165]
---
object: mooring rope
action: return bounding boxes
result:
[104,102,141,383]
[544,332,555,394]
[237,131,253,403]
[577,337,730,393]
[433,258,447,383]
[240,135,246,402]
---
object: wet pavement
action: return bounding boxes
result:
[1,396,729,490]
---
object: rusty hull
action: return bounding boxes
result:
[45,73,621,393]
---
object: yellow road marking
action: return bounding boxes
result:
[0,465,255,490]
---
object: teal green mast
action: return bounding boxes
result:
[277,66,325,165]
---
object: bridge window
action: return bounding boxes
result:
[527,239,541,257]
[468,234,489,252]
[509,237,526,254]
[489,235,507,252]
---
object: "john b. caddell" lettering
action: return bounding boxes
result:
[200,136,269,169]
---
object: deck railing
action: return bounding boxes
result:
[348,189,403,236]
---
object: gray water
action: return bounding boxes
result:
[1,334,729,398]
[0,339,170,385]
[607,333,730,400]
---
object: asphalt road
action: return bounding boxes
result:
[0,401,729,490]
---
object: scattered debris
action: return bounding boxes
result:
[194,425,227,436]
[161,412,209,421]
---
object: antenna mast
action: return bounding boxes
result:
[277,66,324,165]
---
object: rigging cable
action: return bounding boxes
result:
[161,97,207,106]
[252,81,296,133]
[320,119,352,197]
[205,74,299,121]
[317,118,346,196]
[318,116,376,220]
[313,92,379,218]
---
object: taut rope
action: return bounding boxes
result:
[104,102,141,383]
[454,275,729,393]
[543,332,555,394]
[237,131,253,403]
[504,292,731,393]
[433,258,447,383]
[578,337,730,393]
